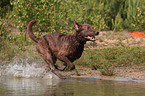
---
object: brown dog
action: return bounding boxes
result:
[27,20,99,79]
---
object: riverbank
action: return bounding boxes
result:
[63,65,145,83]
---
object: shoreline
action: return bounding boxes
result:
[63,66,145,83]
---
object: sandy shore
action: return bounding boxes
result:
[63,66,145,83]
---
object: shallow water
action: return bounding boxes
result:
[0,77,145,96]
[0,58,145,96]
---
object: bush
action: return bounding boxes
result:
[0,0,12,18]
[122,0,145,31]
[100,64,114,76]
[0,19,13,60]
[10,0,145,32]
[0,18,33,61]
[0,20,10,39]
[10,0,109,33]
[0,0,142,33]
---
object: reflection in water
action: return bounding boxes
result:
[0,77,145,96]
[0,76,59,96]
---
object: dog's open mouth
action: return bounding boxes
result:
[85,36,96,41]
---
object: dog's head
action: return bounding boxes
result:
[73,21,99,41]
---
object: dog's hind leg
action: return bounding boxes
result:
[54,62,67,71]
[40,55,66,79]
[46,59,66,79]
[40,53,66,79]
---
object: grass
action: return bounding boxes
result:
[75,46,145,75]
[75,46,145,67]
[100,65,114,76]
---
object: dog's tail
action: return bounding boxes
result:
[27,20,39,43]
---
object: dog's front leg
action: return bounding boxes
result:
[57,56,75,70]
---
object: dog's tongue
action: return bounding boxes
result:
[85,36,96,41]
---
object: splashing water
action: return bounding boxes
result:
[0,57,59,79]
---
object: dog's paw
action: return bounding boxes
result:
[52,70,67,79]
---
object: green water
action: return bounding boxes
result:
[0,76,145,96]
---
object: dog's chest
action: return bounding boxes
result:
[67,43,84,60]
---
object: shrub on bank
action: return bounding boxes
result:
[9,0,145,32]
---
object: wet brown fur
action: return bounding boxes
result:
[27,20,99,79]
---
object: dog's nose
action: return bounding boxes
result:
[95,31,99,35]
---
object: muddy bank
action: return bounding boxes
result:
[63,66,145,83]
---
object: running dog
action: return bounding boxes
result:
[27,20,99,79]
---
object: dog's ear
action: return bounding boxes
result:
[73,20,80,31]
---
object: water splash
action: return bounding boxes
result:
[0,57,59,79]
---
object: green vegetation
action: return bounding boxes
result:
[75,46,145,75]
[1,0,145,76]
[5,0,145,32]
[0,0,12,18]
